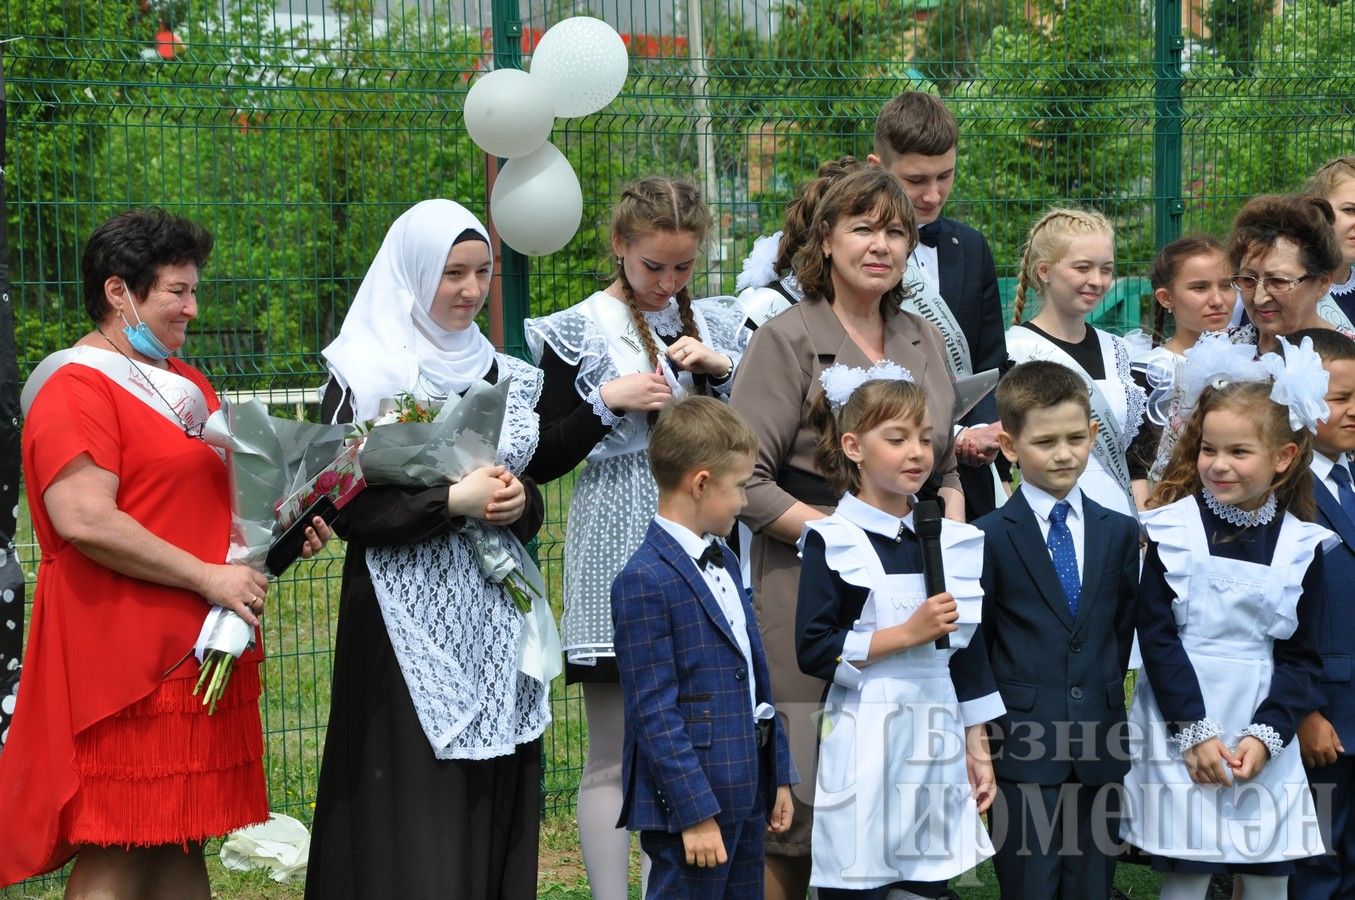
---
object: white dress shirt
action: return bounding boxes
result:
[1019,482,1086,583]
[654,515,763,716]
[1311,449,1352,505]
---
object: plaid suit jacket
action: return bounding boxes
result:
[612,520,795,832]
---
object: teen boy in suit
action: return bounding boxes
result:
[612,397,796,898]
[975,361,1140,899]
[869,91,1006,519]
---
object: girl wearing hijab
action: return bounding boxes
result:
[305,200,549,899]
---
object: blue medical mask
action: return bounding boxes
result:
[121,300,172,361]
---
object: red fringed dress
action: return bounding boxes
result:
[0,360,268,887]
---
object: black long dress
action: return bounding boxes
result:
[305,371,547,900]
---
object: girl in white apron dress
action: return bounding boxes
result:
[1121,343,1333,900]
[1005,207,1146,520]
[523,177,743,900]
[795,363,1004,899]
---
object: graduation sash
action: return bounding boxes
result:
[902,259,973,378]
[22,345,211,431]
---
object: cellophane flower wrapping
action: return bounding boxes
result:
[357,378,559,684]
[190,401,354,711]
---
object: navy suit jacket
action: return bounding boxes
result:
[933,215,1004,428]
[1312,481,1355,747]
[975,490,1140,785]
[612,521,796,832]
[932,216,1004,518]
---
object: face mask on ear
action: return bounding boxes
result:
[120,297,172,361]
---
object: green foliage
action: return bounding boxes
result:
[1208,0,1271,76]
[1186,0,1355,238]
[948,0,1156,276]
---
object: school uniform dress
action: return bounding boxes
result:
[1005,322,1147,518]
[611,520,795,900]
[797,494,1003,894]
[1124,335,1184,483]
[1323,266,1355,331]
[525,293,742,679]
[731,298,961,856]
[1122,493,1329,875]
[306,357,551,900]
[1292,453,1355,899]
[974,483,1141,900]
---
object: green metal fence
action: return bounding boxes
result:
[3,0,1354,848]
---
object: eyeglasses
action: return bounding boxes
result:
[1230,273,1311,296]
[183,421,206,440]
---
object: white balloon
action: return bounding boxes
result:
[491,142,583,256]
[463,68,555,159]
[529,17,629,119]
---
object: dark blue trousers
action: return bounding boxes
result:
[640,806,765,899]
[1292,755,1355,899]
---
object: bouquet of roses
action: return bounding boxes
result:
[357,380,559,683]
[194,401,356,713]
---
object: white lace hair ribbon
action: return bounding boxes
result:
[1177,330,1269,411]
[735,230,783,293]
[1259,335,1331,433]
[819,360,915,413]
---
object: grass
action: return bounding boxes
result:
[4,475,1167,898]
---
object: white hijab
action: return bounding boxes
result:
[323,199,497,423]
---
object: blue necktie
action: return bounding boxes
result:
[1047,500,1081,618]
[1330,463,1355,525]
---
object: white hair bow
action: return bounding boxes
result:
[1259,335,1330,433]
[818,360,915,413]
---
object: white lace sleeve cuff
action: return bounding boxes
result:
[1174,717,1224,752]
[585,386,622,427]
[1242,723,1285,759]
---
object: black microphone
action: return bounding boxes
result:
[912,500,950,650]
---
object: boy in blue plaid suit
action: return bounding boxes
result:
[612,397,796,899]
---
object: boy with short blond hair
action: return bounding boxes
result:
[975,361,1140,899]
[612,397,795,898]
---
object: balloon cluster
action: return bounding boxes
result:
[465,17,629,256]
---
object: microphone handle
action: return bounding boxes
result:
[919,538,950,650]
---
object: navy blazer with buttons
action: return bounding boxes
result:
[1311,480,1355,747]
[932,215,1005,428]
[612,520,796,833]
[974,489,1140,786]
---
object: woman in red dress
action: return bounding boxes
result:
[0,208,329,897]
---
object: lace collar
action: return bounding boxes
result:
[642,301,685,337]
[1201,488,1277,528]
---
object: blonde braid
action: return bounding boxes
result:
[1011,272,1031,326]
[1012,206,1115,326]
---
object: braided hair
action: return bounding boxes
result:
[1148,235,1226,346]
[1011,206,1115,326]
[609,176,714,368]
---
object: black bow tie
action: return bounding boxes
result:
[695,541,724,570]
[918,221,942,248]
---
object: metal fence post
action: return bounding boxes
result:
[491,0,530,360]
[1154,0,1184,250]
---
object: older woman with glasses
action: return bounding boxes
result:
[1228,194,1355,354]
